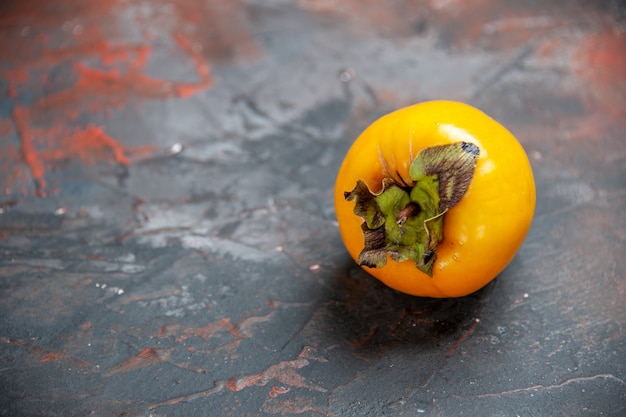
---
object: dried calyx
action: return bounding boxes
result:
[344,141,479,276]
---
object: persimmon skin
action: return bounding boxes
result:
[334,101,536,297]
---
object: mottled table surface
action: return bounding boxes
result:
[1,1,624,416]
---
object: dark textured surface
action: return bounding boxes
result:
[1,1,625,416]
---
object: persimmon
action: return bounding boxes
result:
[335,101,535,297]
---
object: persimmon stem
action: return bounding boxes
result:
[396,203,420,226]
[344,142,479,276]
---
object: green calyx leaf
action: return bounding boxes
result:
[344,141,479,277]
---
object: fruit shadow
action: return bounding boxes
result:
[320,258,496,359]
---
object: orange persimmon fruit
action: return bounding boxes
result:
[335,101,535,297]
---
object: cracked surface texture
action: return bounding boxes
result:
[1,1,625,416]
